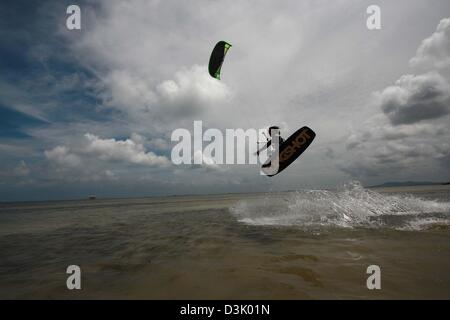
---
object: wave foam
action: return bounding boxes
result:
[230,182,450,230]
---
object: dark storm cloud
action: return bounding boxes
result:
[341,118,450,180]
[340,16,450,183]
[378,72,450,125]
[340,137,450,180]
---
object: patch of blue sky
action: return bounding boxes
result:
[0,104,47,139]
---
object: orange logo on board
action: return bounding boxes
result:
[279,129,312,162]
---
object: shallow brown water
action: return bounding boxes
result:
[1,184,449,299]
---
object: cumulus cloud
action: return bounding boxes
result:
[99,70,156,113]
[43,133,170,184]
[340,18,450,181]
[83,133,170,167]
[45,146,82,167]
[44,133,170,179]
[156,65,231,115]
[98,64,231,123]
[148,137,170,151]
[375,72,450,125]
[410,18,450,69]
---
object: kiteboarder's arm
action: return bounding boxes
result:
[256,141,271,155]
[256,137,286,155]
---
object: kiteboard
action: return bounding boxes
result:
[261,126,316,177]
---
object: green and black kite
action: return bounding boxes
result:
[208,41,232,80]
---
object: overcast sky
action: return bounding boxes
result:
[1,0,449,201]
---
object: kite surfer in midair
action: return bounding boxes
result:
[208,41,316,176]
[256,126,284,157]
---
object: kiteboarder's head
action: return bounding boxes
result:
[268,126,280,137]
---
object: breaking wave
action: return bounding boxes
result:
[230,182,450,231]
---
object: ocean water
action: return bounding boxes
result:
[0,182,449,299]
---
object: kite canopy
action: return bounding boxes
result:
[208,41,232,80]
